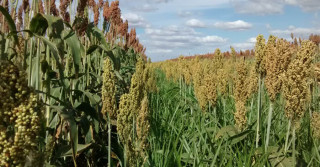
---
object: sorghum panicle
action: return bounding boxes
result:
[283,40,316,121]
[234,60,249,130]
[136,96,150,159]
[101,58,117,119]
[265,35,280,101]
[254,34,266,76]
[0,61,44,166]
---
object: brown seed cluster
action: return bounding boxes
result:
[101,1,146,57]
[38,0,44,14]
[265,36,293,102]
[17,6,24,31]
[265,35,279,101]
[203,71,218,108]
[77,0,87,17]
[98,0,104,9]
[0,61,44,166]
[283,40,316,121]
[60,0,71,22]
[234,60,250,130]
[88,0,99,26]
[50,0,59,16]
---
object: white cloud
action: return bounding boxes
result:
[269,26,320,37]
[178,11,193,17]
[144,25,227,54]
[232,43,255,50]
[231,37,256,50]
[247,37,257,43]
[130,4,159,12]
[197,36,228,43]
[284,0,320,11]
[148,49,173,53]
[153,0,172,3]
[121,13,150,28]
[214,20,252,30]
[186,19,206,28]
[231,0,320,15]
[231,0,283,15]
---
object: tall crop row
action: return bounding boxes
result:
[0,0,156,166]
[152,35,320,166]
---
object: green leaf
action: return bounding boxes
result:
[64,30,81,76]
[62,143,92,157]
[41,60,49,74]
[269,156,294,167]
[114,71,124,81]
[101,46,120,70]
[42,14,64,38]
[49,113,59,129]
[214,125,238,141]
[87,23,109,49]
[255,146,280,156]
[51,105,79,163]
[89,72,103,82]
[111,47,122,71]
[69,119,78,162]
[86,45,99,55]
[0,6,18,45]
[36,35,65,83]
[82,91,98,106]
[75,102,99,121]
[86,44,120,71]
[229,129,253,145]
[29,13,48,36]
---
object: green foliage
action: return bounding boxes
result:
[146,70,320,167]
[0,8,143,166]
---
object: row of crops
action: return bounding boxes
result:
[0,0,157,166]
[151,35,320,166]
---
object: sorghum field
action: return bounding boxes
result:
[0,0,320,167]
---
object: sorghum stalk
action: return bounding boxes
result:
[265,102,273,150]
[293,124,296,166]
[256,75,261,148]
[108,113,111,167]
[254,34,266,148]
[284,119,291,152]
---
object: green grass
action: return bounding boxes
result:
[146,70,320,167]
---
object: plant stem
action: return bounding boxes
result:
[223,98,226,126]
[285,119,291,153]
[108,113,111,167]
[248,98,254,125]
[28,39,34,86]
[36,38,40,91]
[256,75,261,148]
[265,102,273,151]
[293,123,296,166]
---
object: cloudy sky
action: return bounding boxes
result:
[118,0,320,61]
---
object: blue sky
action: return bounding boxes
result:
[119,0,320,61]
